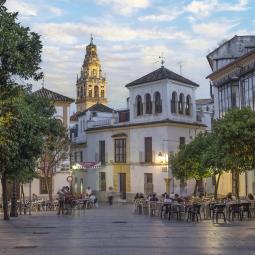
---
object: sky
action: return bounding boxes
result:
[5,0,255,113]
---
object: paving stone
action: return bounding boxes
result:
[0,204,255,255]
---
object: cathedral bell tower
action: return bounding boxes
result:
[76,36,107,112]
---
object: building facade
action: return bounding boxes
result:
[71,66,208,201]
[25,87,74,198]
[75,36,107,112]
[207,35,255,196]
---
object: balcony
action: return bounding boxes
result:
[87,118,118,128]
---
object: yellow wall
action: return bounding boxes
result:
[113,164,131,193]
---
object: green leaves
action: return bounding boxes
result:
[0,1,42,84]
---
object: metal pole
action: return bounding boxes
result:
[29,181,32,215]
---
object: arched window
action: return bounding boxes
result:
[136,95,143,116]
[88,89,92,97]
[171,91,177,113]
[94,86,99,97]
[145,94,152,114]
[80,86,83,97]
[185,95,192,115]
[101,90,105,98]
[154,92,162,114]
[179,93,185,114]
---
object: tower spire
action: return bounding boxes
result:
[90,34,93,45]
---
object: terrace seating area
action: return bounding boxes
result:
[0,193,98,215]
[134,192,255,223]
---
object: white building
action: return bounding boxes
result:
[207,35,255,196]
[195,98,214,132]
[71,66,207,201]
[22,88,74,199]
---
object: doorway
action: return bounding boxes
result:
[119,173,126,199]
[144,173,153,195]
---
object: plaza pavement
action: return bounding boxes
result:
[0,204,255,255]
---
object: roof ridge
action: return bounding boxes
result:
[125,66,199,87]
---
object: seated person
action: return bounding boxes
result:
[134,193,140,200]
[226,192,233,202]
[248,193,254,201]
[139,193,144,199]
[149,193,158,202]
[89,193,98,208]
[163,195,172,204]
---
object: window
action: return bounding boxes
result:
[154,92,162,113]
[94,86,99,97]
[218,83,239,118]
[185,95,191,115]
[93,69,97,76]
[74,152,77,162]
[179,137,185,147]
[80,151,83,162]
[40,177,52,194]
[114,139,126,163]
[171,91,177,113]
[99,172,106,191]
[101,90,105,98]
[99,140,106,164]
[241,71,255,111]
[144,137,152,163]
[145,94,152,114]
[88,89,92,97]
[179,93,185,114]
[136,95,143,116]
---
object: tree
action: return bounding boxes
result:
[0,87,55,219]
[37,119,69,202]
[171,133,212,196]
[0,0,42,85]
[0,1,43,220]
[201,133,228,199]
[213,107,255,198]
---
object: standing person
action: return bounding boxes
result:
[63,186,71,214]
[108,186,114,206]
[85,186,92,197]
[57,188,65,215]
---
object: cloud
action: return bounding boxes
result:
[95,0,150,15]
[47,6,64,16]
[185,0,249,18]
[33,21,189,46]
[139,8,183,22]
[192,20,238,38]
[6,0,38,16]
[5,0,64,19]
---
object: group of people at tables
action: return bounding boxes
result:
[134,191,255,219]
[134,192,184,204]
[57,186,98,215]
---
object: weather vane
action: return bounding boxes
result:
[153,52,165,67]
[159,53,165,67]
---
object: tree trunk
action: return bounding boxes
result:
[10,178,18,217]
[193,180,198,197]
[20,184,25,215]
[1,174,9,220]
[232,170,240,199]
[214,173,222,200]
[45,176,53,202]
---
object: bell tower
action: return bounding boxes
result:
[76,36,107,112]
